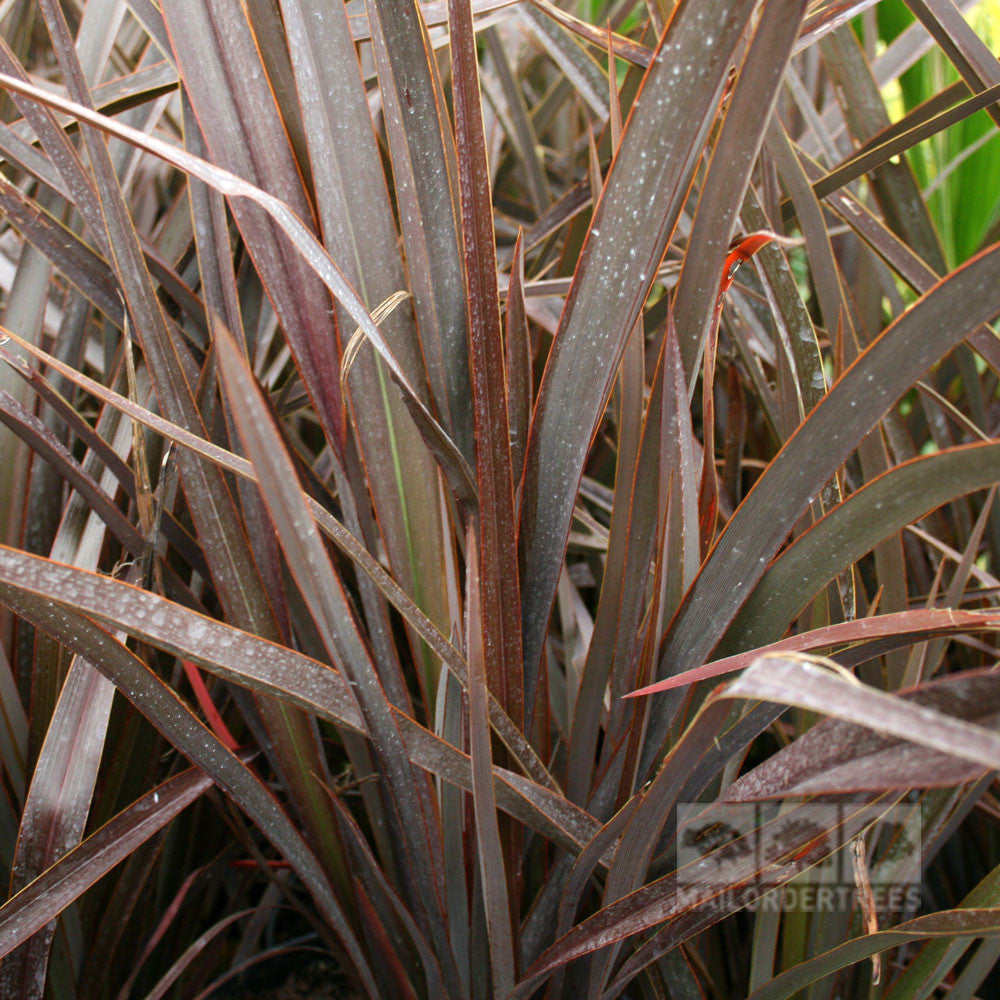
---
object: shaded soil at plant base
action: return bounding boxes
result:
[207,956,362,999]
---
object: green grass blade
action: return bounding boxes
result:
[748,909,1000,998]
[2,330,551,788]
[279,0,453,681]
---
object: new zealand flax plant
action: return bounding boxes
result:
[1,0,1000,996]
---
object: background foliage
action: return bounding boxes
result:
[0,0,999,997]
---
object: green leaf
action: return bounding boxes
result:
[747,908,1000,999]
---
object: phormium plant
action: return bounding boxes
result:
[0,0,999,997]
